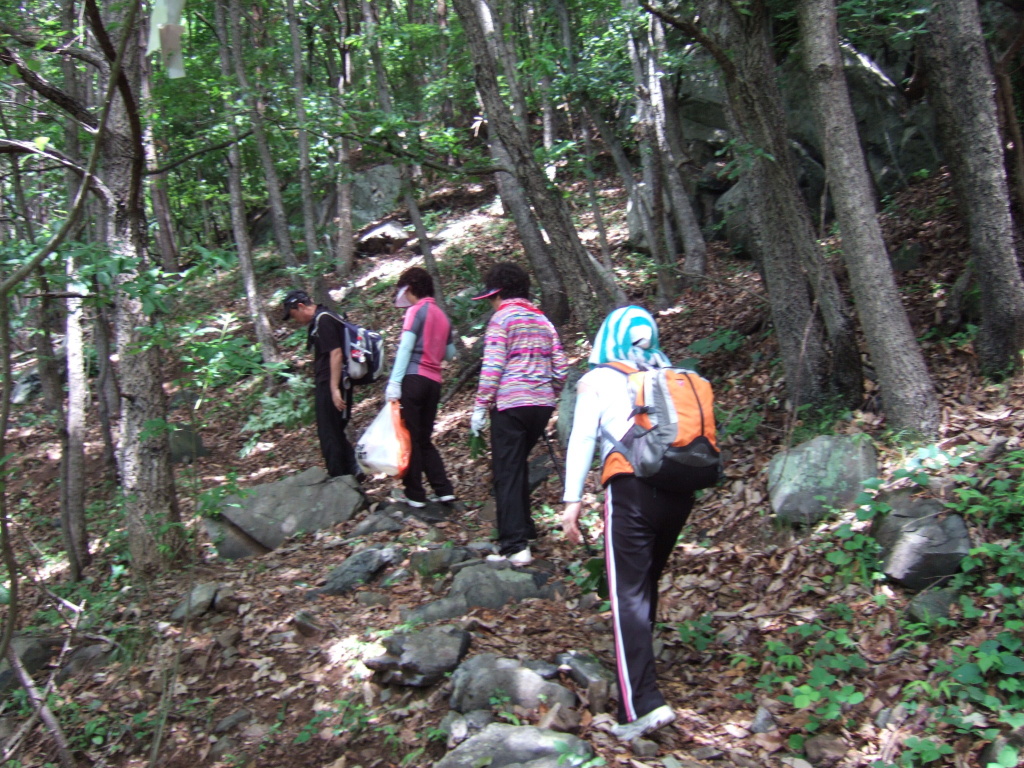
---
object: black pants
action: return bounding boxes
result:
[490,405,553,555]
[399,374,453,503]
[605,474,694,724]
[315,380,358,477]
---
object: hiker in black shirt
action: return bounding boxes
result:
[282,290,361,478]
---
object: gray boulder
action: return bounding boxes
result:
[170,582,223,622]
[450,654,576,714]
[357,221,409,254]
[872,492,971,591]
[169,423,210,464]
[556,369,585,448]
[555,650,616,714]
[434,724,592,768]
[0,635,61,693]
[364,625,471,686]
[449,563,556,611]
[409,546,474,578]
[907,588,959,624]
[10,370,41,405]
[316,545,402,596]
[767,435,878,526]
[351,165,402,228]
[351,512,404,536]
[206,468,365,559]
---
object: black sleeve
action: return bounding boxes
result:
[317,313,346,354]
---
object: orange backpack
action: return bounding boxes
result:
[599,363,722,494]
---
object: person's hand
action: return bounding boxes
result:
[561,502,583,545]
[332,388,345,413]
[470,407,488,436]
[385,380,402,402]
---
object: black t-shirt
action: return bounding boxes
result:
[308,306,346,385]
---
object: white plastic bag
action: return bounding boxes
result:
[356,401,411,477]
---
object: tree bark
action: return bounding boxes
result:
[335,136,356,278]
[140,55,179,272]
[61,256,90,579]
[287,0,320,265]
[454,0,620,323]
[650,0,861,407]
[922,0,1024,375]
[797,0,939,436]
[227,0,298,268]
[216,0,281,368]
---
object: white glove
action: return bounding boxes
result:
[470,407,488,436]
[385,380,402,402]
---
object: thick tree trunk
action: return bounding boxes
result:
[456,0,621,321]
[798,0,939,436]
[216,0,280,368]
[287,0,320,265]
[91,0,184,575]
[655,0,860,407]
[227,0,297,268]
[922,0,1024,375]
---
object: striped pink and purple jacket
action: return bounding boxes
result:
[475,298,568,412]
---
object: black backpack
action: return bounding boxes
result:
[311,309,385,385]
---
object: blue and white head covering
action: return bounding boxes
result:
[588,306,671,369]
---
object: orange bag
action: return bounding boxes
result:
[356,401,411,477]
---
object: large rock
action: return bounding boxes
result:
[351,165,402,228]
[316,545,402,596]
[364,625,471,686]
[767,435,878,526]
[434,724,592,768]
[206,469,365,559]
[448,563,556,611]
[0,635,61,693]
[169,423,210,464]
[872,492,972,591]
[449,655,576,714]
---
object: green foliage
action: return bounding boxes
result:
[242,372,315,443]
[676,614,716,652]
[789,399,856,444]
[715,138,777,180]
[569,557,608,600]
[295,698,371,744]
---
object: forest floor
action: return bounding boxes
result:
[5,170,1024,768]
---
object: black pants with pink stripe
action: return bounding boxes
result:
[605,474,694,724]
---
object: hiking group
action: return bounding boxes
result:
[281,264,720,743]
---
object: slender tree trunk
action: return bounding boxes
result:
[335,137,356,277]
[227,0,297,267]
[922,0,1024,375]
[797,0,939,436]
[140,56,179,272]
[649,18,708,283]
[993,21,1024,219]
[61,256,90,579]
[92,299,119,482]
[287,0,320,264]
[622,0,678,305]
[216,0,281,367]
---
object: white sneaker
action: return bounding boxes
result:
[486,547,533,566]
[405,498,427,509]
[436,495,456,503]
[610,705,676,742]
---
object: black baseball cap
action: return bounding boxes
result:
[281,290,312,321]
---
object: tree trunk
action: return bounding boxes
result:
[335,136,356,278]
[216,0,281,368]
[653,0,860,407]
[92,299,120,483]
[287,0,320,265]
[797,0,939,436]
[61,256,90,580]
[487,133,571,323]
[454,0,619,323]
[140,56,179,272]
[922,0,1024,375]
[90,0,185,575]
[227,0,297,268]
[649,18,708,283]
